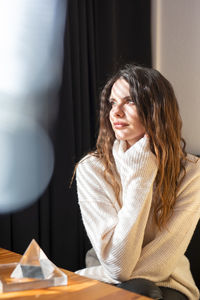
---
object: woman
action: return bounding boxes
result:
[75,64,200,299]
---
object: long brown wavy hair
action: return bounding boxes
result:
[95,64,187,229]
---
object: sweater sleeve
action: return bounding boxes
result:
[132,157,200,282]
[76,136,157,282]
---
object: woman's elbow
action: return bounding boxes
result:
[104,266,133,282]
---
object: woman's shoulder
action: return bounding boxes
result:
[175,154,200,208]
[179,153,200,188]
[76,153,106,188]
[185,153,200,174]
[77,152,104,172]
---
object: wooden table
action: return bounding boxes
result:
[0,248,151,299]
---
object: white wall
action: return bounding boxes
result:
[152,0,200,154]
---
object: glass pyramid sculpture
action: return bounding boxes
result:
[0,239,67,292]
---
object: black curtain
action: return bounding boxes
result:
[0,0,151,271]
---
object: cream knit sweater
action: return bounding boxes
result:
[76,136,200,299]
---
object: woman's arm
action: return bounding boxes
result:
[76,136,157,281]
[131,158,200,281]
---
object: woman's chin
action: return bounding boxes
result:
[115,133,126,141]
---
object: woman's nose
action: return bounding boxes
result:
[112,104,124,117]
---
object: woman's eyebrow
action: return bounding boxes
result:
[109,96,131,101]
[123,96,132,100]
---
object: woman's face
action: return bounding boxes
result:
[109,78,145,148]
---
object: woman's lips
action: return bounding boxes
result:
[113,122,129,129]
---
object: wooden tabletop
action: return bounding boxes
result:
[0,248,151,299]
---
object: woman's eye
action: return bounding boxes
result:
[126,98,134,104]
[108,98,134,106]
[109,100,116,106]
